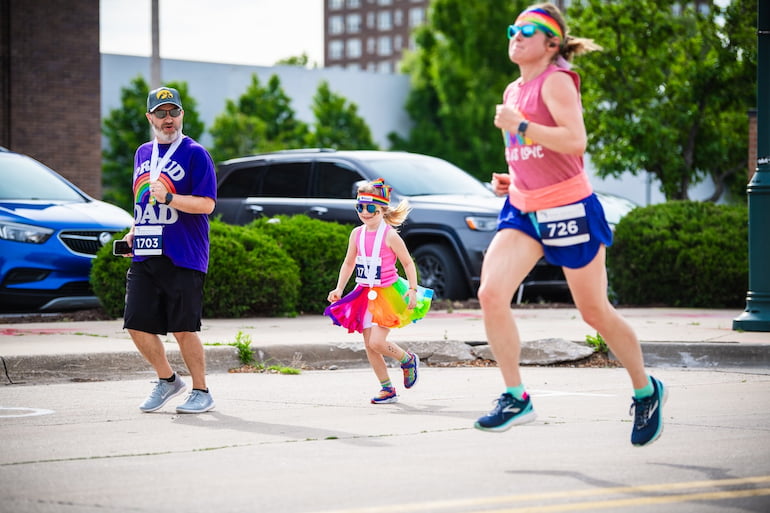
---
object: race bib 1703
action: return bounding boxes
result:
[133,225,163,256]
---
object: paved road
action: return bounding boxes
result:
[2,366,769,513]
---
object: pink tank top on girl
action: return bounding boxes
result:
[502,64,593,212]
[359,224,398,286]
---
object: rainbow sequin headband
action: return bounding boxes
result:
[514,7,563,40]
[356,178,392,206]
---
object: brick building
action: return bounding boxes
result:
[324,0,430,73]
[323,0,572,73]
[0,0,102,198]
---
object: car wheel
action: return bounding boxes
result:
[412,243,469,300]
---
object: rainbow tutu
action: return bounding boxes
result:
[324,277,433,334]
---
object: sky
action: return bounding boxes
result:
[99,0,325,67]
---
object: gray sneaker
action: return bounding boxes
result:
[139,375,187,412]
[176,389,215,414]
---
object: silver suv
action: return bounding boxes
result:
[212,149,503,299]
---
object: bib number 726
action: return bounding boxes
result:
[535,203,590,247]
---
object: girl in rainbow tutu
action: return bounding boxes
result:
[325,178,433,404]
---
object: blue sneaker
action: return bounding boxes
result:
[401,352,419,389]
[176,389,215,414]
[474,392,537,432]
[139,375,187,412]
[630,376,667,446]
[371,387,398,404]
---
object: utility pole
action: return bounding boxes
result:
[150,0,160,88]
[734,0,770,332]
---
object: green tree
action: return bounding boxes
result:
[569,0,756,201]
[391,0,756,201]
[389,0,526,180]
[102,76,204,212]
[208,74,310,163]
[310,81,378,150]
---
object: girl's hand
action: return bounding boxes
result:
[404,289,417,309]
[327,289,342,303]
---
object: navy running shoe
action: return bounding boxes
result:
[630,376,667,446]
[474,392,537,432]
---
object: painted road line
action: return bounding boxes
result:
[0,407,55,418]
[309,476,770,513]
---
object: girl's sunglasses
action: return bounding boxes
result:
[152,108,182,119]
[507,24,553,39]
[356,203,379,214]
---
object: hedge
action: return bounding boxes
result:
[608,200,748,308]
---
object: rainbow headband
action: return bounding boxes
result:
[357,178,392,206]
[515,8,563,40]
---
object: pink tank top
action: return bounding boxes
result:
[502,64,592,212]
[359,224,398,286]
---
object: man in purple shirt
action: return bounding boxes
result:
[117,86,217,414]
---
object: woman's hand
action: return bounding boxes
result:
[491,173,511,197]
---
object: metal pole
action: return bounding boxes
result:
[734,0,770,332]
[150,0,160,88]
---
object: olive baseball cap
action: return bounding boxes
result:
[147,86,183,112]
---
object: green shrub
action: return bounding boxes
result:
[90,229,132,318]
[90,220,302,319]
[249,215,352,314]
[205,219,300,317]
[608,201,748,308]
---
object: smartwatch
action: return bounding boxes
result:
[518,120,529,137]
[164,192,174,205]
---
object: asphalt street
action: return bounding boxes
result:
[2,365,770,513]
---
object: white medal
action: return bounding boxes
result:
[367,289,378,300]
[148,134,184,205]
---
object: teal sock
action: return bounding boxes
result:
[380,378,393,389]
[399,351,412,364]
[506,384,527,401]
[634,376,654,399]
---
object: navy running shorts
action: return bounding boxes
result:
[123,256,206,334]
[497,193,613,269]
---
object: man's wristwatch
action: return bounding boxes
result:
[164,192,173,205]
[518,120,529,137]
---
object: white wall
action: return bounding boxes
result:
[100,54,412,150]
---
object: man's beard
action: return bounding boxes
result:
[151,123,183,144]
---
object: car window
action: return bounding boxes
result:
[262,161,312,197]
[0,154,86,201]
[315,161,364,199]
[218,165,265,198]
[364,155,493,197]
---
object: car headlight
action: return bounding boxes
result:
[0,221,54,243]
[465,216,498,232]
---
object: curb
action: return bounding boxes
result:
[4,338,768,385]
[639,341,770,369]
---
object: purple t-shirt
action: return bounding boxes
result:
[132,136,217,273]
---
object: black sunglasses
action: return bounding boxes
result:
[356,203,379,213]
[152,108,182,119]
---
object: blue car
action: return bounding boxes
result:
[0,148,133,312]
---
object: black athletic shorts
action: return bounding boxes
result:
[123,256,206,334]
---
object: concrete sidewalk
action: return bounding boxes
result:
[1,307,768,383]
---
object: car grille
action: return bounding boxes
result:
[59,230,118,256]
